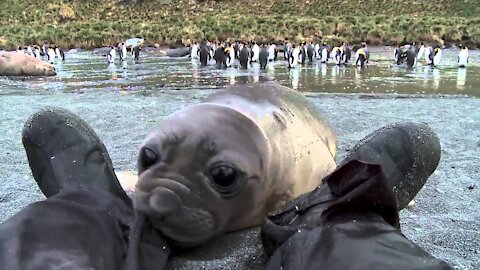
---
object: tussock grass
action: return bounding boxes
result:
[0,0,478,49]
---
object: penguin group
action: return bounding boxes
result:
[394,42,444,68]
[107,42,142,64]
[15,43,65,64]
[282,40,365,68]
[189,39,371,70]
[189,40,279,69]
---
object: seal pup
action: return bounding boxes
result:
[133,84,337,247]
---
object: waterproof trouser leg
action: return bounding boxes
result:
[0,188,170,270]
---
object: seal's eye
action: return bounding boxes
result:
[209,164,237,188]
[141,147,159,169]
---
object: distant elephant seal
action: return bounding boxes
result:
[166,47,190,57]
[0,52,56,76]
[133,84,337,247]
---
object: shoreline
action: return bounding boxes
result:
[2,39,477,52]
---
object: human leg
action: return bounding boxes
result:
[261,122,452,269]
[0,107,170,270]
[0,188,132,270]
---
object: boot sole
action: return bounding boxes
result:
[22,107,131,204]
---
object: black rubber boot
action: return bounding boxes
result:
[339,122,441,209]
[22,107,131,205]
[261,122,442,258]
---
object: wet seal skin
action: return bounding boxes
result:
[0,52,56,76]
[132,83,337,247]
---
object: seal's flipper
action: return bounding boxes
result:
[22,107,131,205]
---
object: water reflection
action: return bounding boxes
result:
[422,66,430,90]
[331,65,341,85]
[0,47,479,97]
[354,68,362,88]
[432,68,440,90]
[290,68,299,90]
[456,68,467,90]
[320,63,327,77]
[107,63,117,79]
[267,65,275,79]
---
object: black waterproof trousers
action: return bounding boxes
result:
[261,160,452,270]
[0,188,169,270]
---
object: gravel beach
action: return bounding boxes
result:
[0,91,479,269]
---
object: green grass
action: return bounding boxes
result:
[1,0,479,49]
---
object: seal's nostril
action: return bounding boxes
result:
[141,147,159,169]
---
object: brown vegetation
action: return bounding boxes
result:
[0,0,478,49]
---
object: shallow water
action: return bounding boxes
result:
[0,46,479,97]
[0,46,479,269]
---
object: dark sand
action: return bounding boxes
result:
[0,91,478,269]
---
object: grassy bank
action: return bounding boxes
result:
[1,0,479,49]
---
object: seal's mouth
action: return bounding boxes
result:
[149,213,216,247]
[133,176,218,247]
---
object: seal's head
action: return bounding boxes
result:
[134,104,269,247]
[22,58,56,76]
